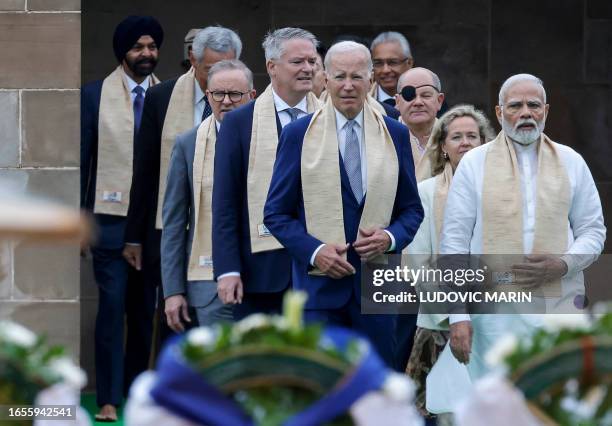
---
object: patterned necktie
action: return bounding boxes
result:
[201,95,212,122]
[285,107,301,124]
[383,98,396,107]
[343,120,363,202]
[132,86,145,134]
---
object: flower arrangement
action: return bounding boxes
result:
[486,312,612,426]
[174,291,415,426]
[0,320,86,407]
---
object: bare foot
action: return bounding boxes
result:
[95,404,117,422]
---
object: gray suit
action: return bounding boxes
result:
[161,125,232,325]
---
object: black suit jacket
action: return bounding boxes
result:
[125,78,178,257]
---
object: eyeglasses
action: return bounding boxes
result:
[372,58,410,69]
[208,91,249,103]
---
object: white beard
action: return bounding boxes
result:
[502,117,545,145]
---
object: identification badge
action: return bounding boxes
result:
[102,191,122,203]
[493,271,515,284]
[258,224,271,237]
[199,256,213,267]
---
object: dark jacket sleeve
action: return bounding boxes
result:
[263,119,323,265]
[80,81,102,211]
[125,85,162,244]
[211,110,245,277]
[161,134,191,298]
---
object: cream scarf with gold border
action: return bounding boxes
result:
[94,66,160,215]
[301,98,399,275]
[247,84,321,253]
[156,67,197,228]
[187,116,217,281]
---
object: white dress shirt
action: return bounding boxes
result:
[377,85,394,103]
[272,88,308,125]
[440,139,606,324]
[124,71,150,102]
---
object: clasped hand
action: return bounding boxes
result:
[314,227,391,279]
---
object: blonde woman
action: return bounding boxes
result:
[405,104,494,418]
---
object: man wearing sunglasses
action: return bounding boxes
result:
[161,60,256,333]
[395,67,445,175]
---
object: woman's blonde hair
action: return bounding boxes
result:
[428,104,495,176]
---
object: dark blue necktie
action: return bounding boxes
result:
[133,86,145,134]
[201,96,212,122]
[383,98,396,107]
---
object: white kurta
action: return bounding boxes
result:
[439,139,606,379]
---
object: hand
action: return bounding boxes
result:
[314,244,356,279]
[352,227,391,260]
[164,294,191,333]
[450,321,472,364]
[511,254,568,287]
[122,244,142,271]
[218,275,243,304]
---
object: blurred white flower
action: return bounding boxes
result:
[542,314,590,332]
[48,357,87,389]
[234,313,271,335]
[187,327,215,347]
[0,320,37,348]
[485,334,518,367]
[382,373,415,402]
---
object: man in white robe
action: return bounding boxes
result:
[440,73,606,379]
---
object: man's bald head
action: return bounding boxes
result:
[397,67,441,93]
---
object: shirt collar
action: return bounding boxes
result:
[334,108,364,131]
[122,68,150,93]
[377,85,393,102]
[215,120,221,131]
[272,88,308,113]
[195,79,205,104]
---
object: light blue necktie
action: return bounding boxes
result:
[285,107,301,124]
[344,120,363,202]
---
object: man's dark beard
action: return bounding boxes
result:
[126,57,158,77]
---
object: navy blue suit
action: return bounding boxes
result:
[212,101,292,319]
[263,111,423,369]
[81,78,156,406]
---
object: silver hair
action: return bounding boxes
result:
[498,73,547,105]
[262,27,318,61]
[206,59,254,90]
[324,41,373,75]
[192,26,242,62]
[397,67,442,93]
[370,31,412,58]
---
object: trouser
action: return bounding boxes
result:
[232,289,287,320]
[92,247,156,406]
[304,291,400,371]
[193,294,234,326]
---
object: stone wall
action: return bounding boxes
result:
[0,0,81,357]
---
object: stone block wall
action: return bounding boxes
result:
[0,1,81,357]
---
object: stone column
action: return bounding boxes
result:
[0,0,81,358]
